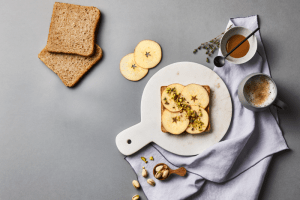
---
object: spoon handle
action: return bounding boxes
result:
[225,27,260,58]
[170,167,187,177]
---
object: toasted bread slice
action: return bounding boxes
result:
[120,53,148,81]
[161,85,211,133]
[46,2,100,56]
[38,45,102,87]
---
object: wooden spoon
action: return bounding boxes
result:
[153,163,187,181]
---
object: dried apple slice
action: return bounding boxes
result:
[181,84,209,108]
[161,83,185,112]
[162,110,189,135]
[120,53,148,81]
[134,40,162,69]
[186,106,209,134]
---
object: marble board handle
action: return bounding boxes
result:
[115,123,152,155]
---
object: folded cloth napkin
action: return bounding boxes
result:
[126,15,288,200]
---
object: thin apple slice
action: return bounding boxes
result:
[162,109,189,135]
[181,84,209,108]
[134,40,162,69]
[161,83,185,112]
[120,53,148,81]
[186,106,209,134]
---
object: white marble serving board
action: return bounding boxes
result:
[116,62,232,156]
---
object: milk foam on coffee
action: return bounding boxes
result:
[244,75,276,107]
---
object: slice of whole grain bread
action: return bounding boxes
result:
[46,2,100,56]
[38,45,103,87]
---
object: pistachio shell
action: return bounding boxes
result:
[142,168,148,178]
[147,179,155,186]
[132,194,140,200]
[155,172,162,179]
[132,180,140,189]
[162,170,169,178]
[155,165,163,172]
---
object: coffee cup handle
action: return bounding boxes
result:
[272,98,288,110]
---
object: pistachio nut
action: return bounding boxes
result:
[147,179,155,186]
[132,180,140,189]
[162,170,169,178]
[155,171,162,179]
[132,194,140,200]
[142,168,148,178]
[155,165,163,172]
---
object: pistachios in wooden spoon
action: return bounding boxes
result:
[153,163,187,181]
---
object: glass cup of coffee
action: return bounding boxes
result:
[238,73,287,111]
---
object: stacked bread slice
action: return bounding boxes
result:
[38,2,103,87]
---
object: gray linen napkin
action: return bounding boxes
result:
[126,15,288,200]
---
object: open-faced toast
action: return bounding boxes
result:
[161,85,211,134]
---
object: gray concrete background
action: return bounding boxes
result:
[0,0,298,199]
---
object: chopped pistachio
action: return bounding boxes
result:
[141,157,148,163]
